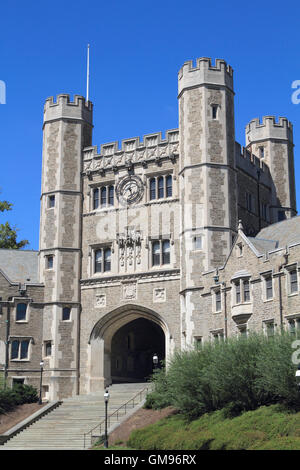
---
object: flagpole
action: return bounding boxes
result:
[86,44,90,103]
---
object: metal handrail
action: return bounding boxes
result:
[83,385,149,448]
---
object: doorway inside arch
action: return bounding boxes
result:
[110,318,165,383]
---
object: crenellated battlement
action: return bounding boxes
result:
[235,141,271,182]
[245,116,293,144]
[178,57,234,95]
[43,94,93,125]
[83,129,179,173]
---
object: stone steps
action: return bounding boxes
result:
[1,382,148,450]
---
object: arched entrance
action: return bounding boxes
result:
[88,304,169,391]
[111,318,165,383]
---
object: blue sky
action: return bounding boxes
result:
[1,0,300,250]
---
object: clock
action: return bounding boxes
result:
[116,175,144,206]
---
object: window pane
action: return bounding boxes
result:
[216,290,221,311]
[235,282,240,303]
[11,340,19,359]
[20,340,29,359]
[108,186,114,206]
[150,178,156,200]
[101,187,107,206]
[194,236,202,250]
[166,175,172,197]
[95,250,102,273]
[290,270,298,293]
[62,307,71,321]
[266,277,273,299]
[104,248,111,272]
[152,241,160,266]
[243,280,250,301]
[162,240,170,265]
[49,195,55,208]
[47,256,53,269]
[158,177,164,199]
[16,303,27,321]
[93,188,99,209]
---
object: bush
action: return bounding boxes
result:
[0,384,38,414]
[145,332,300,419]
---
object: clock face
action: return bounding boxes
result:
[116,175,144,206]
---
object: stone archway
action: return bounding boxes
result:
[111,318,165,383]
[88,304,169,391]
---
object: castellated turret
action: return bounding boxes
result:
[246,116,296,221]
[178,57,237,279]
[39,94,93,397]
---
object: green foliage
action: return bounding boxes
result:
[0,384,38,414]
[145,332,300,419]
[128,404,300,450]
[0,193,29,249]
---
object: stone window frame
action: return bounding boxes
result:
[90,182,115,211]
[45,254,54,270]
[211,104,219,120]
[260,202,269,222]
[9,336,33,362]
[193,235,203,251]
[231,276,252,306]
[47,194,55,209]
[193,336,203,348]
[285,313,300,337]
[44,340,52,358]
[90,243,113,276]
[147,173,173,202]
[62,306,72,321]
[149,237,172,269]
[211,286,222,313]
[260,270,274,302]
[236,242,243,257]
[210,329,224,342]
[285,263,299,296]
[11,377,26,387]
[15,300,30,323]
[262,319,276,338]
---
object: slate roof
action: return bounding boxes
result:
[0,249,39,283]
[248,215,300,255]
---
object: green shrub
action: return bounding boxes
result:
[0,384,38,414]
[145,332,300,419]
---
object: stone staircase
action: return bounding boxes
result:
[1,382,148,450]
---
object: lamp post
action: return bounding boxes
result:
[153,353,158,371]
[104,389,110,448]
[39,361,44,405]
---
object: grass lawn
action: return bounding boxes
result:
[123,404,300,450]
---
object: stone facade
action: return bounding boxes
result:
[0,57,299,400]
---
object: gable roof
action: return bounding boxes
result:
[0,249,39,284]
[253,215,300,252]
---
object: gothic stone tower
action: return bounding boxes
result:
[178,58,237,346]
[246,116,297,222]
[39,95,93,399]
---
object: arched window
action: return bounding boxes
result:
[93,188,99,209]
[16,303,27,322]
[166,175,172,197]
[150,178,156,200]
[158,177,164,199]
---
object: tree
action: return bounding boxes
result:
[0,196,29,249]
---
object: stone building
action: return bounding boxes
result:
[0,57,299,400]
